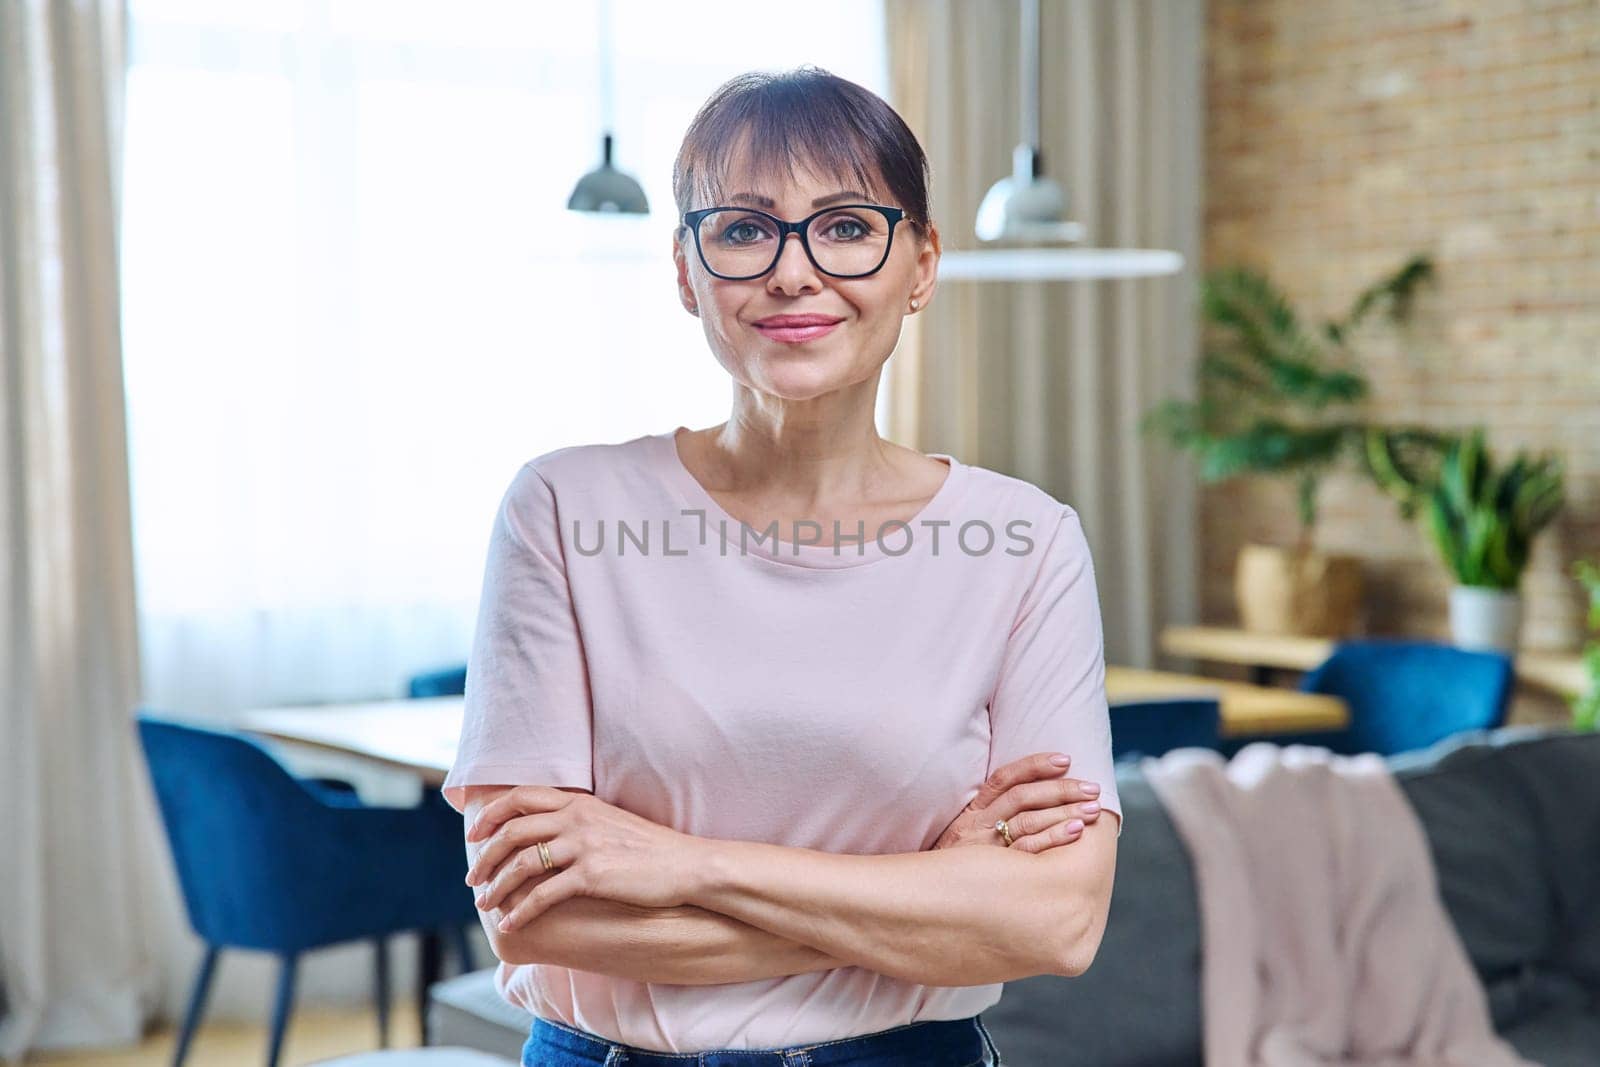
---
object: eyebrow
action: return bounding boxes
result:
[728,190,867,209]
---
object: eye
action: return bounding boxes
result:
[824,217,868,240]
[712,214,776,246]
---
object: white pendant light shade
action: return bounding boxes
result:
[975,148,1082,244]
[954,0,1182,282]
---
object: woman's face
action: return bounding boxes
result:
[673,161,939,404]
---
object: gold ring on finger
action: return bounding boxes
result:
[537,840,555,871]
[994,818,1014,846]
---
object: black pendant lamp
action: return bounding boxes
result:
[567,0,648,215]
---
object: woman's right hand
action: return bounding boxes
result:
[932,752,1104,853]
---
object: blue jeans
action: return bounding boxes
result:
[520,1014,1003,1067]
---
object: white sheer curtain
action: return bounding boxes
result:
[124,0,888,724]
[0,1,153,1059]
[120,0,889,1024]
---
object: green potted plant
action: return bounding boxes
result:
[1141,254,1434,636]
[1361,425,1460,521]
[1571,559,1600,732]
[1371,426,1564,651]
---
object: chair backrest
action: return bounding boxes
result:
[136,713,324,945]
[1111,698,1222,762]
[1298,638,1515,756]
[407,664,467,699]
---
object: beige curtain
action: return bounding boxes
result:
[0,0,163,1058]
[886,0,1204,669]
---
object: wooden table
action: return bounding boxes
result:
[1107,666,1348,736]
[1160,623,1590,697]
[240,696,462,786]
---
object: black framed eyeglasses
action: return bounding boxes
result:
[681,203,908,280]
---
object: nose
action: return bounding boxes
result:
[767,232,821,293]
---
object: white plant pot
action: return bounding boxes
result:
[1448,585,1523,652]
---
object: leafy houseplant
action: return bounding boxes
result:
[1571,560,1600,732]
[1372,427,1564,651]
[1423,429,1563,589]
[1141,255,1435,636]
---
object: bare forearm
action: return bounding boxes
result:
[687,839,1076,987]
[465,786,843,984]
[484,884,855,985]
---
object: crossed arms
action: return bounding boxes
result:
[457,781,1118,988]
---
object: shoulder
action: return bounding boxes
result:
[502,433,662,513]
[525,433,653,487]
[481,434,664,557]
[952,460,1088,559]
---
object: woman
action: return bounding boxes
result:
[445,67,1122,1067]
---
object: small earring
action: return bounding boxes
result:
[910,300,920,310]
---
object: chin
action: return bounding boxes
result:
[749,360,852,398]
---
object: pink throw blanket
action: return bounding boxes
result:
[1139,742,1535,1066]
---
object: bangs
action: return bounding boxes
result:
[682,113,892,213]
[672,67,929,237]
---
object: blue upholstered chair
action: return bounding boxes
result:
[1110,698,1223,762]
[137,714,481,1067]
[403,663,475,1020]
[407,665,467,699]
[1220,638,1516,758]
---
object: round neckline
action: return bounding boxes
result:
[652,426,967,570]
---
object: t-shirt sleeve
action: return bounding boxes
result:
[987,505,1123,837]
[441,463,595,814]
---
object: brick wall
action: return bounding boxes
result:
[1201,0,1598,723]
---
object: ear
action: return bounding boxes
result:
[908,220,941,312]
[672,230,700,317]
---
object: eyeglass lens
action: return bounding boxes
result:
[694,208,892,278]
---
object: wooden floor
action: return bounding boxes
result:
[26,1002,423,1066]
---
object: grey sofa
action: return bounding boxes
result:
[429,725,1600,1066]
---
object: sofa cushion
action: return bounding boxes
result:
[308,1051,516,1066]
[979,770,1203,1066]
[1497,1005,1600,1067]
[1392,725,1600,1030]
[427,969,533,1061]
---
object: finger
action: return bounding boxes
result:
[475,848,534,913]
[989,777,1102,823]
[1032,796,1102,830]
[478,861,558,915]
[468,785,572,841]
[477,835,572,912]
[1009,817,1087,854]
[496,867,585,933]
[1009,801,1100,839]
[971,752,1071,810]
[998,806,1088,844]
[476,828,558,902]
[466,811,561,886]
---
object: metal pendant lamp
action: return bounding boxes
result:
[567,0,648,215]
[940,0,1182,281]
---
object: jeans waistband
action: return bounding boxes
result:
[522,1014,1003,1067]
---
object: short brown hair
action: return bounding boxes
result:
[672,66,931,245]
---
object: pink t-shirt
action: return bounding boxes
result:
[442,426,1123,1052]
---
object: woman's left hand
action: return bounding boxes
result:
[464,787,701,932]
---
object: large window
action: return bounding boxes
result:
[122,0,888,711]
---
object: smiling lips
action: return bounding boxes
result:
[754,314,844,344]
